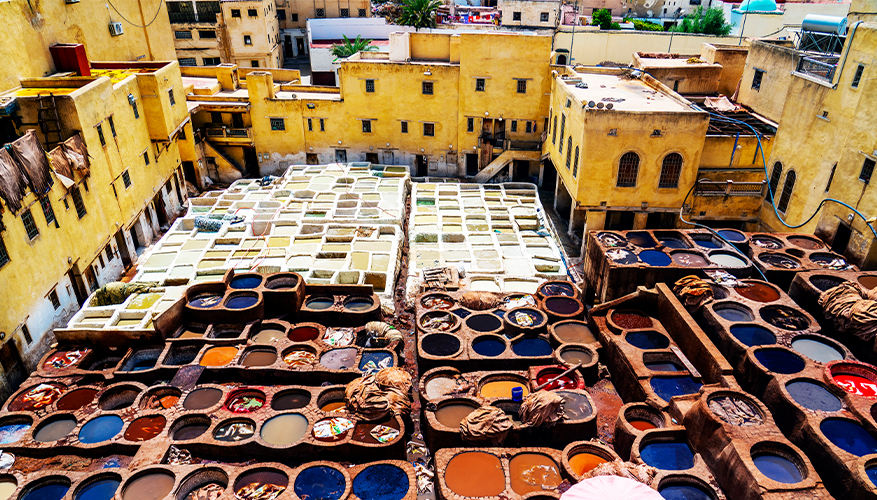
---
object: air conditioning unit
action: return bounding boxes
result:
[109,22,124,36]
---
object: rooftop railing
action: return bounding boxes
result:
[694,180,766,197]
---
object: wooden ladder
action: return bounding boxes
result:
[37,94,63,150]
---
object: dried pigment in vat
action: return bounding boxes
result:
[650,377,703,402]
[123,473,176,500]
[553,322,596,343]
[606,249,637,264]
[568,453,608,476]
[124,416,166,441]
[293,467,345,500]
[729,325,776,347]
[541,282,575,296]
[260,414,308,445]
[359,352,393,372]
[189,295,222,308]
[435,404,477,428]
[445,452,505,497]
[788,236,823,249]
[320,348,358,369]
[22,484,69,500]
[320,401,346,412]
[75,478,120,500]
[556,391,592,420]
[424,377,461,399]
[832,374,877,397]
[481,380,529,399]
[859,276,877,289]
[708,397,763,426]
[638,250,671,267]
[420,313,456,332]
[34,417,77,442]
[345,297,374,312]
[421,334,460,357]
[752,455,802,483]
[283,350,316,367]
[127,293,162,310]
[56,388,98,411]
[227,394,265,413]
[313,418,354,441]
[184,388,223,410]
[173,423,209,440]
[242,351,277,367]
[9,383,65,411]
[466,314,502,332]
[272,392,310,410]
[0,479,16,500]
[639,442,695,470]
[352,418,400,444]
[628,419,658,431]
[44,349,89,370]
[560,349,593,366]
[715,307,753,322]
[252,328,285,344]
[200,347,239,367]
[214,421,255,441]
[183,484,224,500]
[288,326,320,342]
[759,254,800,269]
[536,369,577,390]
[659,237,689,249]
[512,338,553,357]
[472,337,506,357]
[754,349,805,374]
[230,275,262,289]
[306,297,335,310]
[760,306,810,330]
[0,424,29,444]
[226,295,258,309]
[658,485,713,500]
[610,312,652,329]
[78,415,124,443]
[352,464,409,500]
[820,419,877,456]
[627,232,657,248]
[422,295,455,309]
[785,381,842,411]
[234,470,287,500]
[544,297,580,315]
[791,338,843,363]
[734,283,781,303]
[626,331,670,350]
[509,454,561,495]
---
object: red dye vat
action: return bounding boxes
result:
[536,369,577,390]
[833,374,877,398]
[288,326,320,342]
[611,312,653,330]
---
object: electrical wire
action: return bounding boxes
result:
[107,0,166,28]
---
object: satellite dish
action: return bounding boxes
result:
[588,101,596,108]
[596,102,604,109]
[606,103,614,110]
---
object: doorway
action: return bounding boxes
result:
[182,161,196,186]
[512,160,530,182]
[645,212,677,229]
[831,222,852,254]
[296,38,306,55]
[244,147,259,176]
[0,341,27,394]
[541,158,556,192]
[130,226,141,251]
[153,196,169,228]
[605,210,635,230]
[335,149,347,162]
[381,150,394,165]
[232,113,244,128]
[67,268,88,306]
[466,153,478,176]
[114,230,132,267]
[285,35,294,58]
[415,155,428,177]
[307,153,319,164]
[366,152,379,164]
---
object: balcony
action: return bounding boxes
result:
[203,126,254,145]
[694,180,765,197]
[795,56,839,83]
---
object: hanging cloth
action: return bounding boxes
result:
[63,133,90,176]
[0,147,27,212]
[9,130,53,197]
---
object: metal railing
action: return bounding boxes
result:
[508,140,541,151]
[204,127,253,140]
[797,56,838,82]
[694,180,765,197]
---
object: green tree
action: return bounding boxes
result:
[590,8,619,30]
[398,0,442,29]
[330,35,379,59]
[670,7,733,35]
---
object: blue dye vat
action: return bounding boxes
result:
[226,295,259,309]
[78,415,124,444]
[0,423,30,444]
[492,310,505,318]
[785,381,841,412]
[75,478,121,500]
[359,352,393,371]
[628,232,657,248]
[718,230,745,242]
[22,484,69,500]
[512,338,553,357]
[729,325,776,347]
[352,464,409,500]
[659,484,712,500]
[754,349,805,374]
[230,275,263,289]
[695,239,721,249]
[626,331,670,350]
[752,455,802,483]
[715,307,753,322]
[660,238,688,249]
[472,338,506,357]
[867,466,877,487]
[189,295,222,308]
[646,362,683,372]
[294,467,346,500]
[639,250,672,267]
[640,442,695,470]
[451,309,471,318]
[820,419,877,457]
[130,359,156,372]
[651,377,703,402]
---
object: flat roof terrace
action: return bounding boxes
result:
[561,71,696,113]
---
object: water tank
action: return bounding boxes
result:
[802,14,847,35]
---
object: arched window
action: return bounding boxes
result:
[565,138,572,169]
[552,116,557,145]
[573,146,580,178]
[777,170,796,214]
[658,153,683,188]
[616,152,640,187]
[558,115,566,153]
[557,54,567,65]
[767,161,782,201]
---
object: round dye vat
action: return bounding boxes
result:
[810,277,849,293]
[760,306,810,330]
[638,250,672,267]
[859,276,877,290]
[754,349,805,374]
[9,383,65,411]
[718,229,746,242]
[786,381,841,411]
[0,477,16,500]
[791,338,843,363]
[752,236,783,249]
[752,455,802,483]
[472,337,506,357]
[173,423,209,440]
[709,252,746,268]
[481,380,529,399]
[229,275,262,289]
[129,357,157,372]
[512,338,553,357]
[344,297,374,312]
[352,464,409,500]
[359,352,393,372]
[351,418,400,444]
[568,453,607,476]
[671,252,707,267]
[536,369,577,390]
[628,419,658,431]
[421,334,460,357]
[241,350,277,367]
[445,452,505,497]
[714,306,753,322]
[867,466,877,487]
[261,414,308,446]
[759,254,801,269]
[544,297,580,315]
[422,294,455,309]
[183,483,225,500]
[34,417,77,442]
[22,483,69,500]
[320,348,358,370]
[288,326,320,342]
[639,442,695,470]
[183,388,223,410]
[509,454,561,495]
[560,348,593,366]
[226,393,265,413]
[626,331,670,350]
[650,377,703,402]
[294,467,345,500]
[272,392,310,410]
[124,416,165,441]
[729,325,776,347]
[435,404,477,428]
[832,374,877,398]
[611,311,652,329]
[597,232,627,247]
[75,478,120,500]
[694,238,721,249]
[283,349,317,367]
[306,297,335,310]
[556,391,592,420]
[466,314,502,333]
[0,423,29,444]
[540,282,576,297]
[788,236,823,250]
[233,471,287,500]
[425,377,461,399]
[658,484,713,500]
[811,253,847,268]
[44,349,89,370]
[660,237,689,249]
[820,419,877,456]
[734,283,780,303]
[189,295,222,308]
[607,249,638,264]
[79,415,123,444]
[200,347,238,367]
[56,388,99,411]
[225,295,258,309]
[252,327,285,344]
[214,421,255,442]
[508,309,544,328]
[123,472,176,500]
[554,321,596,343]
[627,232,657,248]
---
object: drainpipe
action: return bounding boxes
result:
[729,131,740,168]
[831,21,863,89]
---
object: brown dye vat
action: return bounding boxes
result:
[321,402,346,412]
[610,312,652,329]
[226,392,265,413]
[272,392,310,410]
[251,328,285,344]
[444,452,505,497]
[282,349,316,367]
[508,454,561,495]
[141,391,180,410]
[559,348,593,366]
[859,276,877,289]
[123,415,166,441]
[200,347,239,367]
[435,404,477,428]
[320,348,357,370]
[173,423,209,440]
[183,388,223,410]
[56,388,98,411]
[788,236,823,250]
[178,327,206,339]
[241,351,277,367]
[670,252,708,267]
[34,416,77,442]
[260,414,308,445]
[553,322,596,343]
[424,376,462,399]
[734,283,780,303]
[557,391,591,420]
[422,294,455,309]
[122,472,176,500]
[544,297,580,315]
[352,417,400,444]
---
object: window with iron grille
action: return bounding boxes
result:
[467,117,474,133]
[97,124,106,146]
[365,79,375,93]
[362,120,372,133]
[752,69,764,91]
[401,121,408,133]
[105,244,113,262]
[202,57,220,65]
[861,157,876,183]
[511,121,517,133]
[423,123,435,137]
[72,186,86,219]
[422,81,433,95]
[244,35,252,45]
[573,146,579,178]
[168,88,176,106]
[616,152,640,187]
[320,119,325,131]
[0,235,8,268]
[291,13,299,21]
[251,60,259,67]
[167,1,197,22]
[540,11,549,21]
[475,78,485,92]
[270,118,285,131]
[777,170,796,213]
[175,30,193,39]
[21,324,32,345]
[231,8,240,16]
[658,152,683,188]
[307,118,313,131]
[248,8,257,16]
[552,116,557,144]
[525,121,532,133]
[316,8,325,17]
[565,138,572,169]
[49,289,61,309]
[340,8,349,16]
[358,8,366,16]
[22,209,38,240]
[196,1,220,21]
[40,197,56,226]
[179,58,197,66]
[767,162,782,201]
[516,80,526,93]
[122,170,132,188]
[199,30,217,38]
[512,11,521,20]
[852,64,864,88]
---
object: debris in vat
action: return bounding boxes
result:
[313,418,354,438]
[369,425,400,443]
[322,328,355,347]
[166,445,192,465]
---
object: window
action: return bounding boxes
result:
[0,235,8,267]
[132,100,139,119]
[767,161,782,201]
[552,116,557,144]
[320,119,325,131]
[40,197,56,226]
[467,117,474,133]
[307,118,313,131]
[199,30,217,38]
[291,13,298,21]
[401,121,408,133]
[179,58,197,66]
[658,152,683,188]
[540,11,549,21]
[358,8,366,16]
[270,118,285,131]
[558,115,565,152]
[573,146,579,178]
[105,244,113,262]
[565,138,572,169]
[362,120,372,133]
[251,60,259,67]
[22,209,38,240]
[168,88,176,106]
[511,121,517,132]
[21,324,32,345]
[475,78,485,92]
[525,121,532,133]
[175,30,192,39]
[423,123,435,137]
[365,79,375,93]
[752,69,764,91]
[72,186,86,218]
[231,8,240,17]
[616,152,640,187]
[852,64,864,88]
[825,163,837,192]
[517,80,527,93]
[777,170,796,213]
[422,81,433,95]
[97,124,106,146]
[122,170,132,188]
[673,80,679,92]
[244,35,252,45]
[247,8,257,16]
[512,11,521,20]
[861,157,875,183]
[203,57,220,66]
[340,8,349,16]
[316,8,325,17]
[277,9,286,20]
[83,179,88,192]
[49,289,61,309]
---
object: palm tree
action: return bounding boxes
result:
[330,35,379,59]
[398,0,441,29]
